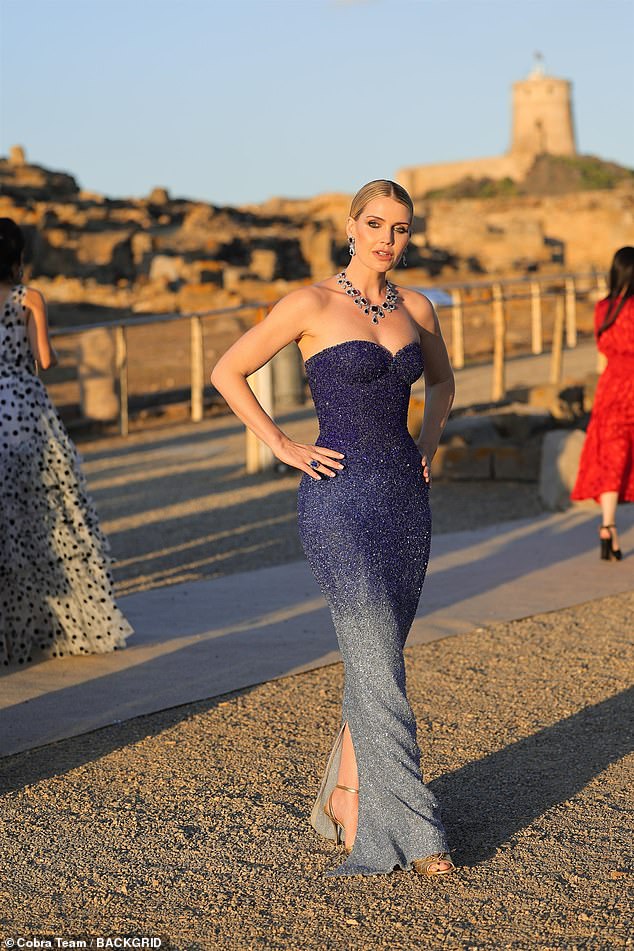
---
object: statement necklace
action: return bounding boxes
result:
[336,271,399,324]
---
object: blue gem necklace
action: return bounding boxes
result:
[336,271,399,325]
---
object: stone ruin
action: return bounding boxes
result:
[0,147,350,318]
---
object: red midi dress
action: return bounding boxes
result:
[571,295,634,503]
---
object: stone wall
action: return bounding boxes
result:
[397,153,534,201]
[421,184,634,272]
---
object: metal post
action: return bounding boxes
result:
[115,324,129,437]
[530,281,543,355]
[550,295,565,385]
[451,289,464,369]
[492,283,506,402]
[565,277,577,348]
[190,314,204,423]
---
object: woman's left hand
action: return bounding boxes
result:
[418,443,435,485]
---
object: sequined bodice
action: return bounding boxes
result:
[0,284,35,373]
[303,339,423,451]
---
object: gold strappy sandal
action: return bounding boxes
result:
[412,852,456,877]
[323,783,358,853]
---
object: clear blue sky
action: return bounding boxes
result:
[1,0,632,205]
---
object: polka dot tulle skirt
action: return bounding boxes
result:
[1,284,133,666]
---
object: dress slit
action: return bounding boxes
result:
[309,721,346,841]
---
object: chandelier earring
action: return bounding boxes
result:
[348,236,356,257]
[401,247,408,268]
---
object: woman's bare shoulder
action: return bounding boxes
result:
[23,286,47,311]
[266,283,335,342]
[273,281,332,314]
[396,285,438,333]
[237,282,334,352]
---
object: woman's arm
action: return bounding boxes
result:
[210,287,345,480]
[24,287,59,370]
[402,290,455,482]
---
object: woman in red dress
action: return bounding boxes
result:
[571,246,634,559]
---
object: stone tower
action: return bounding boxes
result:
[397,58,578,198]
[511,57,576,157]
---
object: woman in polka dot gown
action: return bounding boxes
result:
[0,218,133,665]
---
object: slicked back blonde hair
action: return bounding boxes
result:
[349,179,414,223]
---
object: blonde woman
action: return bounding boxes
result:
[211,180,456,877]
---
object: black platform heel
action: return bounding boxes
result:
[600,524,622,561]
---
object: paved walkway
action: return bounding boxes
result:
[2,504,632,758]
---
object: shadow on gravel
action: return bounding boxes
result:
[0,686,260,797]
[433,685,634,866]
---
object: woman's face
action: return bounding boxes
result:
[347,196,411,272]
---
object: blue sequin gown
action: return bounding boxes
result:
[296,339,449,876]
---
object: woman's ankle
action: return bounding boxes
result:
[332,785,358,816]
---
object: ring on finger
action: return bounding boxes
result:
[309,459,320,469]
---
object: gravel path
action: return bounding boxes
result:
[1,592,631,949]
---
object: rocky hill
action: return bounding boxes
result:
[1,146,354,325]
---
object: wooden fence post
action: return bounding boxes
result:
[550,295,565,385]
[530,281,543,355]
[245,307,275,473]
[565,277,577,348]
[190,315,204,423]
[246,363,275,473]
[451,289,464,369]
[492,283,506,401]
[115,324,129,437]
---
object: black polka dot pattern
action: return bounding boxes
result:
[0,284,134,666]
